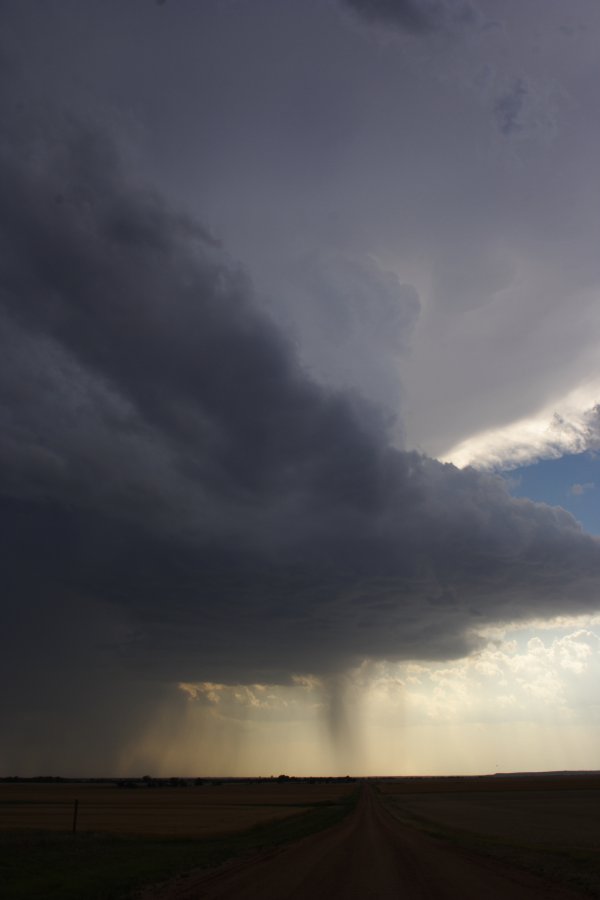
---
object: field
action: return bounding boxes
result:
[0,781,353,837]
[0,780,357,899]
[377,774,600,896]
[3,776,599,899]
[135,779,600,899]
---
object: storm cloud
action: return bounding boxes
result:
[340,0,477,34]
[2,1,600,773]
[493,79,528,136]
[1,97,600,698]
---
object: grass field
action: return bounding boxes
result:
[0,781,352,837]
[0,781,358,899]
[378,774,600,896]
[5,776,599,898]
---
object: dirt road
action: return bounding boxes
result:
[148,784,586,899]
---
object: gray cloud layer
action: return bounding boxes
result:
[341,0,476,34]
[2,1,600,771]
[1,99,599,694]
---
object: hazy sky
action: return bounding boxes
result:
[2,0,600,776]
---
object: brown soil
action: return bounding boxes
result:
[145,784,587,899]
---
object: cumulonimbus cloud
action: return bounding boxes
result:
[340,0,477,35]
[1,90,600,699]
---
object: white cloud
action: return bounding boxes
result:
[177,678,323,722]
[360,624,600,727]
[441,393,600,471]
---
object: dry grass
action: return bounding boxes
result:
[0,783,359,899]
[378,773,600,795]
[377,775,600,896]
[377,774,600,846]
[0,782,354,838]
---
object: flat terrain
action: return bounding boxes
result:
[380,775,600,846]
[145,778,600,899]
[2,776,599,898]
[0,781,356,899]
[0,781,353,837]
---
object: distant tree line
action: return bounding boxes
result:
[1,774,357,786]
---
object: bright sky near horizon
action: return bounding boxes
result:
[2,0,600,777]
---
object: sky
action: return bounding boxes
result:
[2,0,600,777]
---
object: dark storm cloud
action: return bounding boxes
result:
[341,0,477,34]
[1,0,600,777]
[270,251,420,432]
[1,127,359,511]
[493,78,528,135]
[1,76,600,742]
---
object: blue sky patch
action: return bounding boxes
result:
[507,452,599,535]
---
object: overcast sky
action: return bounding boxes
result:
[2,0,600,776]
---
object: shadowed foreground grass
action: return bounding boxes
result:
[381,791,600,898]
[0,792,358,900]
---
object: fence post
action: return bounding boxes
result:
[72,799,79,834]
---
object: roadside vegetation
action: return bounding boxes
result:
[0,787,359,900]
[378,778,600,898]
